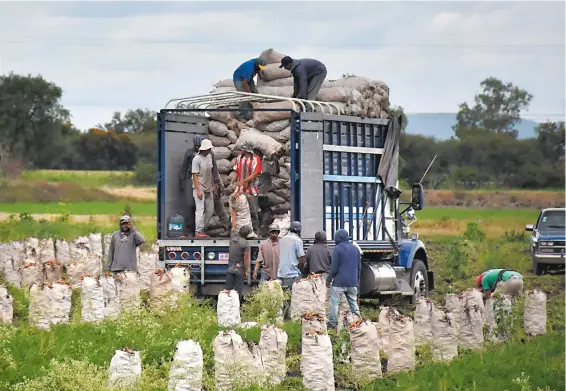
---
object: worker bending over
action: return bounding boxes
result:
[233,56,267,120]
[280,56,327,101]
[476,269,524,299]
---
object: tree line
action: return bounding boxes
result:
[0,73,563,188]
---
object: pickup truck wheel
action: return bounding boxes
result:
[410,259,428,303]
[532,258,545,276]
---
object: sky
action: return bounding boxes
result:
[0,0,564,130]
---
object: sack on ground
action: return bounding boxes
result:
[168,340,203,391]
[137,251,157,291]
[301,331,335,391]
[259,325,288,385]
[44,260,63,282]
[444,293,463,332]
[387,313,415,373]
[102,275,121,318]
[88,233,103,256]
[414,298,434,346]
[302,313,327,334]
[66,261,86,288]
[55,239,70,265]
[459,302,485,350]
[431,307,458,361]
[81,276,105,323]
[39,238,56,266]
[524,290,547,336]
[85,253,102,277]
[485,294,513,342]
[290,276,327,320]
[236,128,283,158]
[149,269,173,309]
[377,306,399,353]
[349,320,382,381]
[171,266,189,292]
[0,285,13,324]
[217,290,241,327]
[29,282,72,329]
[108,349,142,389]
[20,261,42,288]
[116,271,140,311]
[2,243,22,287]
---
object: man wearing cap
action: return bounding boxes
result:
[192,138,216,238]
[106,215,146,273]
[233,56,267,120]
[253,223,281,282]
[231,142,262,235]
[277,221,305,290]
[280,56,327,101]
[476,269,524,299]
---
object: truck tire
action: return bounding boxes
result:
[410,259,429,303]
[532,258,545,276]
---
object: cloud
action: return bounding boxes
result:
[0,1,563,129]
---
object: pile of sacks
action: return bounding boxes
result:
[205,48,390,234]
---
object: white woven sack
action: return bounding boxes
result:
[259,325,287,386]
[150,270,173,309]
[236,128,283,157]
[214,331,263,391]
[38,238,56,266]
[349,320,382,381]
[229,194,253,233]
[459,289,485,349]
[217,290,241,327]
[103,234,112,259]
[44,261,63,282]
[431,307,458,361]
[116,271,141,311]
[88,233,103,256]
[524,290,547,336]
[1,243,21,287]
[29,282,72,329]
[29,284,51,329]
[55,239,70,265]
[444,293,463,332]
[414,298,434,346]
[290,277,326,320]
[168,340,203,391]
[301,316,327,334]
[0,285,13,324]
[101,275,120,318]
[20,261,42,288]
[84,253,102,278]
[485,294,513,342]
[259,63,291,82]
[108,349,142,389]
[81,277,105,323]
[387,314,415,373]
[301,332,335,391]
[252,101,294,123]
[137,251,157,291]
[66,262,86,288]
[377,306,399,353]
[171,267,190,291]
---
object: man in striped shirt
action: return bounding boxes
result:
[231,142,262,235]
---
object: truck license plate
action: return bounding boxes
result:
[219,253,229,260]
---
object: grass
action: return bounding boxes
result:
[20,170,135,188]
[0,202,155,216]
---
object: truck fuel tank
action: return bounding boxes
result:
[359,262,397,295]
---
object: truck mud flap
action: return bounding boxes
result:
[427,271,435,291]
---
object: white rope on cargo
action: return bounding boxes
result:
[165,92,342,115]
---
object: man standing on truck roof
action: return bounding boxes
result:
[326,229,361,330]
[280,56,327,101]
[476,269,524,299]
[231,142,262,236]
[106,215,145,273]
[225,225,252,299]
[192,138,216,239]
[180,136,230,237]
[305,231,332,279]
[277,221,305,290]
[256,149,281,237]
[253,223,281,281]
[233,56,267,120]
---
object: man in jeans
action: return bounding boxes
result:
[225,225,252,299]
[326,229,361,330]
[277,221,305,290]
[192,138,215,238]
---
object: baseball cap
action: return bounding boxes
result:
[199,139,213,151]
[269,223,280,232]
[290,221,302,232]
[256,56,267,70]
[279,56,293,69]
[120,215,131,224]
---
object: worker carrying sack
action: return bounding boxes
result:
[349,319,382,382]
[168,340,204,391]
[217,289,241,327]
[524,290,547,336]
[301,329,335,391]
[108,348,142,389]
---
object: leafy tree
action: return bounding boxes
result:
[535,121,565,163]
[74,128,138,170]
[453,77,533,139]
[99,109,157,134]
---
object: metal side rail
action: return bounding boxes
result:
[164,91,342,115]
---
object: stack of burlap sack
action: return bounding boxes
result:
[206,48,390,234]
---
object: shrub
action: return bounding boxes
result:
[133,162,155,185]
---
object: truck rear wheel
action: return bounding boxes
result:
[410,259,429,303]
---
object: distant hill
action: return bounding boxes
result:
[404,113,540,140]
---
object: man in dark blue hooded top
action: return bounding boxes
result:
[326,229,361,329]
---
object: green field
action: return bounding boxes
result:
[20,169,135,187]
[0,201,155,216]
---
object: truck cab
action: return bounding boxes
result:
[525,207,566,275]
[157,92,434,302]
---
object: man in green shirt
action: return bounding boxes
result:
[476,269,524,299]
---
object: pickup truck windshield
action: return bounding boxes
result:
[539,210,566,229]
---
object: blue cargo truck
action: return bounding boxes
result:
[157,92,434,302]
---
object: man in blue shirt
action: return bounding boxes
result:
[233,56,267,120]
[326,229,361,330]
[277,221,305,290]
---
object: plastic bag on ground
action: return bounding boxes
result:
[102,274,120,319]
[386,312,415,373]
[116,271,141,311]
[88,233,103,256]
[150,269,173,309]
[259,325,288,386]
[81,276,105,323]
[217,290,241,327]
[444,293,463,332]
[168,340,203,391]
[55,239,70,265]
[108,349,142,389]
[414,298,434,346]
[138,251,157,291]
[431,307,458,361]
[301,331,335,391]
[349,320,382,381]
[290,276,327,320]
[0,285,13,324]
[235,128,283,158]
[44,260,63,282]
[524,290,547,336]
